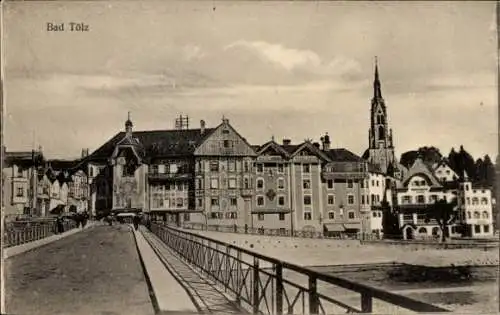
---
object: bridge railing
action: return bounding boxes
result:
[181,222,383,241]
[3,219,77,248]
[150,223,449,314]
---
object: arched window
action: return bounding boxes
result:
[376,113,384,124]
[378,126,385,140]
[467,211,471,219]
[244,178,250,189]
[481,197,488,205]
[482,211,489,219]
[474,211,480,219]
[472,197,479,205]
[418,227,427,234]
[432,227,440,235]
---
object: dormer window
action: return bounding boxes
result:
[222,129,230,134]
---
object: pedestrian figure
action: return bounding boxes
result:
[133,214,140,231]
[57,216,64,234]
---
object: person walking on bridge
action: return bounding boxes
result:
[133,214,140,231]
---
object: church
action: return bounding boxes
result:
[362,58,407,180]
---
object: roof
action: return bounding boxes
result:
[4,150,44,168]
[401,157,442,187]
[325,148,364,162]
[89,128,216,160]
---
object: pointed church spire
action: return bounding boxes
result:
[373,56,382,99]
[125,111,133,136]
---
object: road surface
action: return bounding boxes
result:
[4,224,155,315]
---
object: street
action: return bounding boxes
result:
[4,225,155,315]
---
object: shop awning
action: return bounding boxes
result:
[343,223,361,230]
[324,223,345,232]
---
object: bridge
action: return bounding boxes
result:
[2,220,475,315]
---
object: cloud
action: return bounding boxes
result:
[182,44,205,61]
[224,40,362,79]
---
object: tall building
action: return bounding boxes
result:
[362,59,406,179]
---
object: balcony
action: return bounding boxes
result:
[148,172,193,182]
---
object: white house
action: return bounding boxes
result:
[457,172,494,237]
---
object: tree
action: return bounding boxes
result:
[381,200,401,239]
[424,198,458,242]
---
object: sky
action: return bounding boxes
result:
[3,1,498,161]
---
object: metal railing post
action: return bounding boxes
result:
[276,262,284,315]
[253,257,260,314]
[361,291,373,313]
[309,275,319,315]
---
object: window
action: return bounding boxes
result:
[169,164,177,174]
[244,178,250,189]
[223,140,231,148]
[210,161,219,172]
[158,164,166,174]
[372,212,377,217]
[257,179,264,190]
[481,197,488,205]
[482,211,489,219]
[197,198,203,207]
[196,179,203,190]
[278,213,285,221]
[176,198,184,208]
[371,194,376,204]
[484,225,490,233]
[228,178,237,189]
[347,195,355,204]
[429,195,438,203]
[348,211,355,219]
[278,196,285,206]
[371,180,375,186]
[258,214,265,221]
[16,187,24,197]
[278,164,284,173]
[256,164,263,173]
[244,161,250,172]
[303,179,311,190]
[304,212,312,220]
[474,211,480,219]
[257,196,265,206]
[376,180,379,187]
[303,195,312,205]
[474,225,481,234]
[361,195,365,204]
[211,198,219,206]
[402,196,412,204]
[328,212,335,219]
[327,195,335,205]
[347,180,354,189]
[210,178,219,189]
[472,197,479,205]
[277,178,285,190]
[230,198,237,206]
[416,195,425,204]
[467,211,471,219]
[327,180,334,189]
[17,167,23,177]
[303,164,310,173]
[228,160,236,172]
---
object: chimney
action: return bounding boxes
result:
[323,132,331,151]
[200,120,206,134]
[283,139,291,146]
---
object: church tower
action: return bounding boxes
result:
[367,58,395,174]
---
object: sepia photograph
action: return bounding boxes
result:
[1,1,499,314]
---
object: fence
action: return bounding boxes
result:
[150,223,449,314]
[3,219,77,248]
[181,222,383,241]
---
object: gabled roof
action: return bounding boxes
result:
[289,141,331,161]
[89,128,216,161]
[402,158,442,187]
[256,141,291,157]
